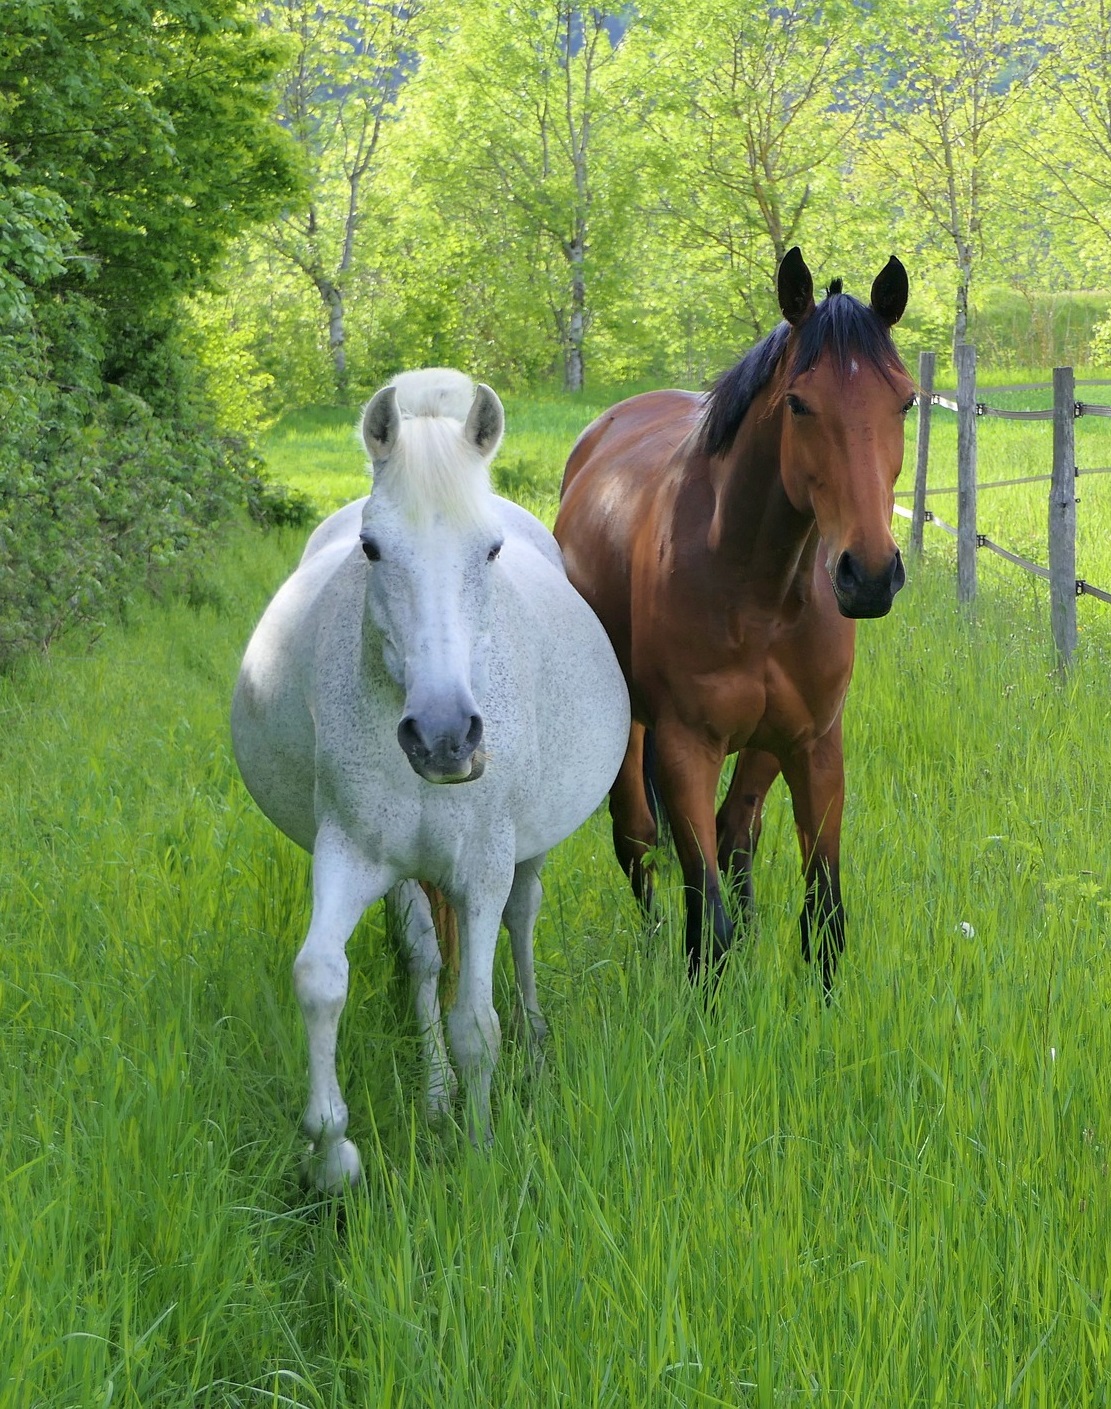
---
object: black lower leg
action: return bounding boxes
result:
[684,878,734,980]
[718,842,756,927]
[800,862,844,993]
[614,819,655,915]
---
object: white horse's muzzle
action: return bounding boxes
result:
[397,705,485,784]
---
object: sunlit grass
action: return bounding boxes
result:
[4,387,1111,1405]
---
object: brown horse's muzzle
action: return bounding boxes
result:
[832,548,906,618]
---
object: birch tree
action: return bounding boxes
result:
[1008,0,1111,283]
[401,1,634,392]
[633,0,864,339]
[261,0,423,398]
[864,0,1042,354]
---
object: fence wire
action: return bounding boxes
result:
[895,465,1111,498]
[896,372,1111,606]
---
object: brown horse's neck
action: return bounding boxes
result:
[706,394,817,595]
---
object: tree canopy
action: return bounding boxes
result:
[204,0,1109,406]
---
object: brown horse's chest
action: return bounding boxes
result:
[632,574,853,753]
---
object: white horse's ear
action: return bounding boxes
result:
[362,386,400,462]
[464,383,504,458]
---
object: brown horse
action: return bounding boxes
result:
[554,248,913,988]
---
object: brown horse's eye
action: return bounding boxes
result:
[901,396,917,416]
[786,394,810,417]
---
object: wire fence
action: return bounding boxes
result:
[894,349,1111,668]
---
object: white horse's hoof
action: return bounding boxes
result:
[301,1137,363,1193]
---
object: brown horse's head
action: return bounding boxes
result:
[772,248,914,618]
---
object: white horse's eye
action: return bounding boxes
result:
[362,538,381,562]
[487,541,503,563]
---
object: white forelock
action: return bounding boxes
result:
[391,367,476,420]
[369,368,499,531]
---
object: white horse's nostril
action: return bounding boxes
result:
[397,707,484,777]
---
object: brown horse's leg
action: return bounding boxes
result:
[654,722,732,978]
[716,748,782,923]
[609,722,658,913]
[780,721,846,992]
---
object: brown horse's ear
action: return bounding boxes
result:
[777,246,815,326]
[870,256,909,327]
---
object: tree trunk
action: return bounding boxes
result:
[320,280,347,400]
[564,238,585,392]
[953,243,972,359]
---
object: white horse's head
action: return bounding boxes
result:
[358,369,506,785]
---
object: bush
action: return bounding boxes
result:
[0,301,284,668]
[237,450,315,529]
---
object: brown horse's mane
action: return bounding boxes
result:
[699,286,909,459]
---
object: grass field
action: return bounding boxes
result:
[4,383,1111,1406]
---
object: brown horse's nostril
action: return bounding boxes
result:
[834,550,862,598]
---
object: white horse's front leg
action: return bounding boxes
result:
[503,854,549,1067]
[294,831,386,1192]
[447,856,515,1147]
[386,880,457,1123]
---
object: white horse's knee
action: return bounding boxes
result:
[446,1002,501,1073]
[446,1001,500,1145]
[293,945,348,1017]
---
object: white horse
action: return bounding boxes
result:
[232,369,630,1189]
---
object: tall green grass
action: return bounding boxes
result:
[3,393,1111,1406]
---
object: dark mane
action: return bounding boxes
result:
[699,290,908,458]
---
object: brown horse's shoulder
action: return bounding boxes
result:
[562,390,703,486]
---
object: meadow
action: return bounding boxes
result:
[4,383,1111,1407]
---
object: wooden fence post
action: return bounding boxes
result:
[956,343,977,604]
[910,351,935,556]
[1050,366,1077,669]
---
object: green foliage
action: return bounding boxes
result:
[239,453,316,529]
[204,0,1111,407]
[0,181,72,323]
[0,0,307,669]
[2,0,303,350]
[0,309,251,665]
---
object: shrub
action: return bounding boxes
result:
[0,303,280,668]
